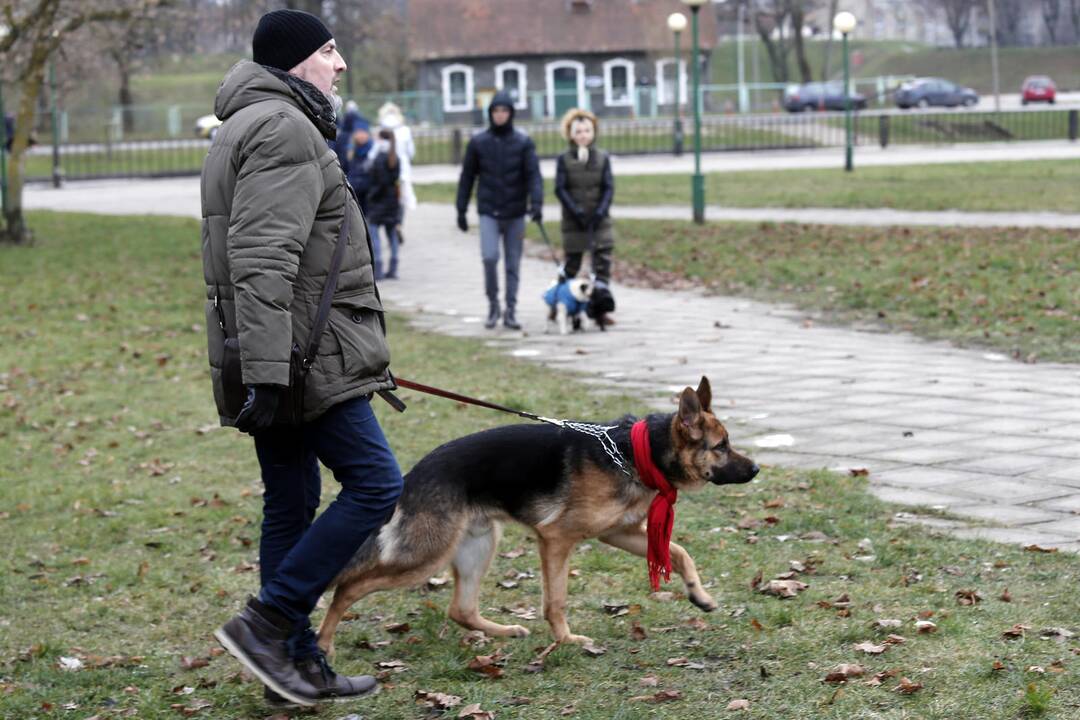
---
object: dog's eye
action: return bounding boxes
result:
[712,440,729,453]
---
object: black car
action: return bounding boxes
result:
[895,78,979,109]
[783,82,867,113]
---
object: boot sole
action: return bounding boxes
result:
[266,685,379,710]
[213,627,316,708]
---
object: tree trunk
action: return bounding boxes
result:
[1042,0,1061,44]
[2,64,47,245]
[754,11,790,84]
[1071,0,1080,41]
[944,1,971,49]
[790,5,813,84]
[115,53,136,135]
[821,0,839,80]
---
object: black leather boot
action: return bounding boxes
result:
[484,303,501,329]
[214,598,318,707]
[503,307,522,330]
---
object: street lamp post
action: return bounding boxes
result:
[683,0,706,223]
[668,12,687,156]
[0,24,9,220]
[834,11,857,173]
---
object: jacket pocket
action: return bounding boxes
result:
[327,306,390,379]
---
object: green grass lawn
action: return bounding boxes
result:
[575,220,1079,364]
[3,213,1080,719]
[419,159,1080,214]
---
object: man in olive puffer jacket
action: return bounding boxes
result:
[201,9,402,709]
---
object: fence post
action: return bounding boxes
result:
[879,114,890,148]
[451,128,463,165]
[1069,110,1078,142]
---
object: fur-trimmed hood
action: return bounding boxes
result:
[560,108,599,144]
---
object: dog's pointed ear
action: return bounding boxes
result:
[696,376,712,413]
[678,387,703,440]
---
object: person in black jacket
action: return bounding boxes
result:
[366,129,401,279]
[455,91,543,330]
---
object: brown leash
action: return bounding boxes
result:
[393,377,564,426]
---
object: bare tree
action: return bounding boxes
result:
[0,0,164,244]
[1041,0,1061,43]
[918,0,977,48]
[820,0,839,80]
[748,0,820,84]
[1070,0,1080,42]
[994,0,1024,45]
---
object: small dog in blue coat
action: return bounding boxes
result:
[544,277,593,335]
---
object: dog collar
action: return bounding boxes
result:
[630,420,677,591]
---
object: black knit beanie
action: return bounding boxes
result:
[252,9,333,72]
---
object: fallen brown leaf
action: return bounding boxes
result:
[824,664,866,683]
[894,677,923,694]
[726,698,750,711]
[414,689,462,709]
[1002,624,1031,639]
[630,690,682,703]
[458,702,495,719]
[853,641,887,655]
[760,579,808,598]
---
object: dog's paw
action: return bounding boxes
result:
[689,594,718,613]
[504,624,531,638]
[557,633,594,646]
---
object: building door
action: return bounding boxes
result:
[553,67,579,116]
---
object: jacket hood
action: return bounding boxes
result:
[214,60,338,140]
[488,90,516,133]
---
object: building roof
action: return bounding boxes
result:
[407,0,717,62]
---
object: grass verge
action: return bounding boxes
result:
[2,212,1079,719]
[419,159,1080,214]
[576,220,1080,364]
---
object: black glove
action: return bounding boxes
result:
[587,212,603,231]
[234,384,282,435]
[529,206,543,223]
[572,208,588,230]
[456,213,468,232]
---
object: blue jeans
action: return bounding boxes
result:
[253,396,402,655]
[371,224,399,279]
[478,214,524,309]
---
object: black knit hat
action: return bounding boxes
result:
[252,9,333,72]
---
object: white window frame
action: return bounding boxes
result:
[544,59,586,117]
[441,63,474,113]
[494,60,528,110]
[602,57,635,107]
[655,58,687,106]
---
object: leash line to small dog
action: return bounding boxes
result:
[394,377,631,476]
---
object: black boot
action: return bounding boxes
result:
[214,598,318,707]
[484,303,501,329]
[503,307,522,330]
[265,653,378,707]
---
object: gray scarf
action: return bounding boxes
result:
[263,65,339,140]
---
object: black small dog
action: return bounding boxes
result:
[586,280,615,330]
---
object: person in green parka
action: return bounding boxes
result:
[554,108,615,288]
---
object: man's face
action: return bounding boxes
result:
[571,119,594,148]
[290,39,347,101]
[491,106,511,126]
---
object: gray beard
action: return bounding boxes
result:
[330,92,343,119]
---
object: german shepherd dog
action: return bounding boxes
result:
[316,377,759,652]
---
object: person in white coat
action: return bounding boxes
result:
[377,102,416,240]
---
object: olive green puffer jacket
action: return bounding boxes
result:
[201,61,392,425]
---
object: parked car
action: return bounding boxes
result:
[895,78,978,109]
[1021,75,1056,105]
[783,82,867,113]
[194,114,223,139]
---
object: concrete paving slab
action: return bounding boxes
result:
[946,503,1065,526]
[947,478,1076,504]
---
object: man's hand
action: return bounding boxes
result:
[529,206,543,223]
[587,212,602,232]
[456,213,469,232]
[234,385,282,434]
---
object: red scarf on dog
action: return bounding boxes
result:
[631,420,677,591]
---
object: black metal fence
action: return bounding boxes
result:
[21,107,1080,184]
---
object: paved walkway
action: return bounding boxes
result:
[24,183,1080,551]
[25,178,1080,230]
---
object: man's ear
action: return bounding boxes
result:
[696,376,712,414]
[678,387,703,440]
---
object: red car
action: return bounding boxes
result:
[1022,76,1056,105]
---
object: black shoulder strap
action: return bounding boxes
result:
[302,200,351,368]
